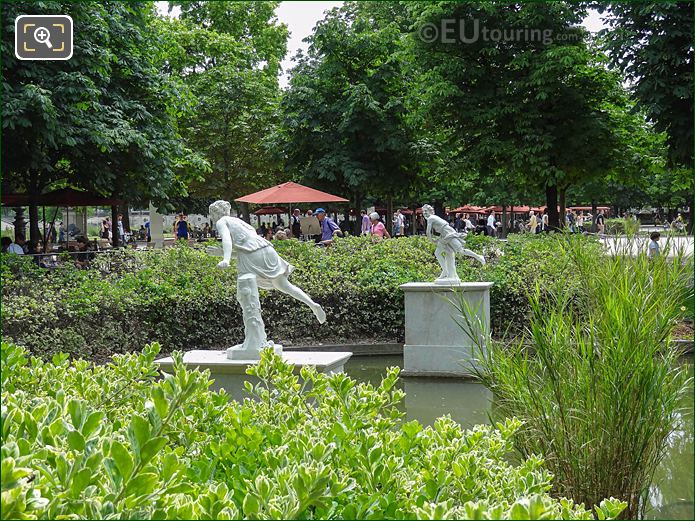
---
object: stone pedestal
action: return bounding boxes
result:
[148,202,164,249]
[400,281,492,377]
[156,350,352,399]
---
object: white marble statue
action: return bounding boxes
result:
[209,200,326,359]
[422,204,485,283]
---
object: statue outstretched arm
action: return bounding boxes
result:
[216,219,233,268]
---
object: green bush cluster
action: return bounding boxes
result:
[604,218,640,236]
[1,341,625,519]
[1,235,602,359]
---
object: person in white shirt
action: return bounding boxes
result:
[393,210,405,236]
[541,211,549,232]
[463,213,474,233]
[486,212,496,237]
[529,211,538,234]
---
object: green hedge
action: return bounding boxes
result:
[1,341,625,519]
[604,218,640,236]
[2,234,602,360]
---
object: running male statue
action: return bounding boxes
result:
[208,200,326,359]
[422,204,486,283]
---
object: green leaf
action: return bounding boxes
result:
[151,387,169,419]
[124,472,159,498]
[67,430,86,452]
[140,437,167,466]
[70,468,93,497]
[110,441,134,481]
[67,399,83,429]
[82,411,105,438]
[129,415,150,457]
[243,493,260,516]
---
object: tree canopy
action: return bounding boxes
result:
[163,1,288,204]
[2,1,208,210]
[598,1,693,168]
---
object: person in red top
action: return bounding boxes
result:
[369,212,390,239]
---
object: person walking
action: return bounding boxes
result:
[369,212,390,240]
[648,231,660,258]
[291,209,302,239]
[576,212,585,233]
[486,211,497,237]
[596,211,605,235]
[360,210,371,235]
[315,208,342,246]
[393,210,405,237]
[176,214,189,241]
[463,213,474,233]
[529,210,538,234]
[117,214,125,244]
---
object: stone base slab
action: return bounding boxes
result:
[402,344,481,377]
[156,349,352,375]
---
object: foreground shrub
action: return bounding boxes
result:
[2,234,603,359]
[1,342,625,519]
[470,236,692,519]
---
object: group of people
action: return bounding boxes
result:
[100,214,128,243]
[2,234,95,268]
[359,209,412,238]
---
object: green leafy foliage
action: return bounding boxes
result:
[603,218,640,236]
[406,1,645,227]
[280,2,423,202]
[597,2,693,168]
[1,0,208,212]
[1,341,626,519]
[163,1,288,202]
[2,235,607,359]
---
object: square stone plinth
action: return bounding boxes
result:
[155,350,353,398]
[400,281,492,377]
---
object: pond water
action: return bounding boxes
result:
[344,355,694,521]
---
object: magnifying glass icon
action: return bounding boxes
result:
[33,26,53,49]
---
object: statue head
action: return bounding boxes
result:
[421,204,434,219]
[209,200,232,224]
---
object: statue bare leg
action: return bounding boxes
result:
[460,248,486,265]
[435,243,453,279]
[270,276,327,323]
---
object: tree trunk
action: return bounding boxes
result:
[111,205,119,248]
[546,184,560,229]
[559,188,566,229]
[354,192,362,236]
[121,203,131,233]
[411,205,416,236]
[13,207,26,241]
[386,195,393,235]
[501,205,508,238]
[29,203,40,244]
[240,202,250,223]
[591,201,598,232]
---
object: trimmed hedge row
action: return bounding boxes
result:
[2,234,601,360]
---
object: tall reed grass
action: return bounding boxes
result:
[462,234,693,519]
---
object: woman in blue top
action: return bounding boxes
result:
[176,214,189,240]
